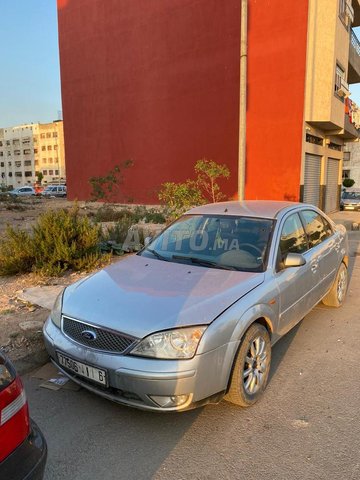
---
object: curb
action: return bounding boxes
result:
[13,343,49,376]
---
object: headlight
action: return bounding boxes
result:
[50,290,64,328]
[130,326,207,359]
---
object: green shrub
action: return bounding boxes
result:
[100,216,145,254]
[158,180,205,219]
[0,227,34,276]
[343,178,355,188]
[32,205,103,276]
[0,205,109,277]
[94,206,133,223]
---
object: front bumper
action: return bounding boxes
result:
[43,317,235,412]
[0,420,47,480]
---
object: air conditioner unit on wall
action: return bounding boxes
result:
[337,79,350,97]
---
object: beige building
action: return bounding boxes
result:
[343,140,360,186]
[0,121,66,189]
[302,0,360,213]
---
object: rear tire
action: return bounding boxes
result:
[322,262,348,307]
[225,323,271,407]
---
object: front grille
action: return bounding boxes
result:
[62,316,136,354]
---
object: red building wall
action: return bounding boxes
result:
[57,0,241,203]
[246,0,309,201]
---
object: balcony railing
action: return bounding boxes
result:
[351,29,360,56]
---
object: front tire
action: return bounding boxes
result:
[322,262,348,307]
[225,323,271,407]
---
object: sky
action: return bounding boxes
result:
[0,2,360,129]
[0,0,61,127]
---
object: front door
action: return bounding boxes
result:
[274,212,320,335]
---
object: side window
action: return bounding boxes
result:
[279,213,308,257]
[300,210,328,248]
[321,216,333,237]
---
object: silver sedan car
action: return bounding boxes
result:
[43,201,348,411]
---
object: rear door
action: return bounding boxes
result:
[300,209,339,298]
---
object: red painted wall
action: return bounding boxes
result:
[57,0,240,203]
[246,0,309,201]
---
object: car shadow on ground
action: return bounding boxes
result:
[268,322,302,384]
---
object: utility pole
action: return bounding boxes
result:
[238,0,248,201]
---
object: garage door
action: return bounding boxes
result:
[325,158,340,213]
[303,153,321,207]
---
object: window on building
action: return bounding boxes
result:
[49,170,54,175]
[7,152,11,156]
[15,172,23,177]
[40,133,46,139]
[0,141,2,147]
[43,158,47,164]
[306,133,323,146]
[55,170,59,175]
[342,169,351,179]
[46,133,51,138]
[54,145,58,150]
[47,145,52,151]
[24,171,33,177]
[24,160,31,166]
[8,162,11,166]
[0,162,4,167]
[344,151,351,161]
[34,148,38,154]
[335,64,346,95]
[41,146,46,151]
[48,157,52,163]
[43,170,48,175]
[33,137,38,143]
[0,152,3,157]
[14,150,20,156]
[15,161,21,168]
[8,172,12,177]
[6,141,10,146]
[53,132,58,138]
[35,160,39,166]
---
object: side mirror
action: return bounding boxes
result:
[283,253,306,268]
[144,236,153,246]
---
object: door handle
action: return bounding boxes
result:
[311,263,318,273]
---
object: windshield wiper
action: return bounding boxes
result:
[147,248,169,261]
[172,255,238,271]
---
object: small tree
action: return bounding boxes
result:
[195,158,230,203]
[158,180,205,219]
[89,160,133,202]
[37,172,44,184]
[343,178,355,188]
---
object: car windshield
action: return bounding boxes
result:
[140,214,275,272]
[343,191,360,200]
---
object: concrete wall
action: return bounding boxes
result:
[245,0,309,201]
[344,142,360,186]
[58,0,241,203]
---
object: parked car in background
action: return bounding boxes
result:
[0,351,47,479]
[8,186,36,197]
[340,188,360,211]
[44,201,348,412]
[41,185,67,198]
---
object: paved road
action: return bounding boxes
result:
[24,258,360,480]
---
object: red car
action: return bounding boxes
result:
[0,352,47,479]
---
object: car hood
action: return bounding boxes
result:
[62,255,264,339]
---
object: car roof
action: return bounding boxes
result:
[186,200,305,219]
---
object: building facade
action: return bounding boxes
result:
[0,121,66,189]
[57,0,360,211]
[343,140,360,186]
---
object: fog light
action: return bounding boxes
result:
[149,394,190,408]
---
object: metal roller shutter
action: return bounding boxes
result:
[325,158,339,213]
[304,153,321,207]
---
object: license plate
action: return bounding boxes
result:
[57,352,107,386]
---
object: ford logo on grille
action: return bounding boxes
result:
[81,330,97,341]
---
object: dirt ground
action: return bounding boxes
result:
[0,196,163,367]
